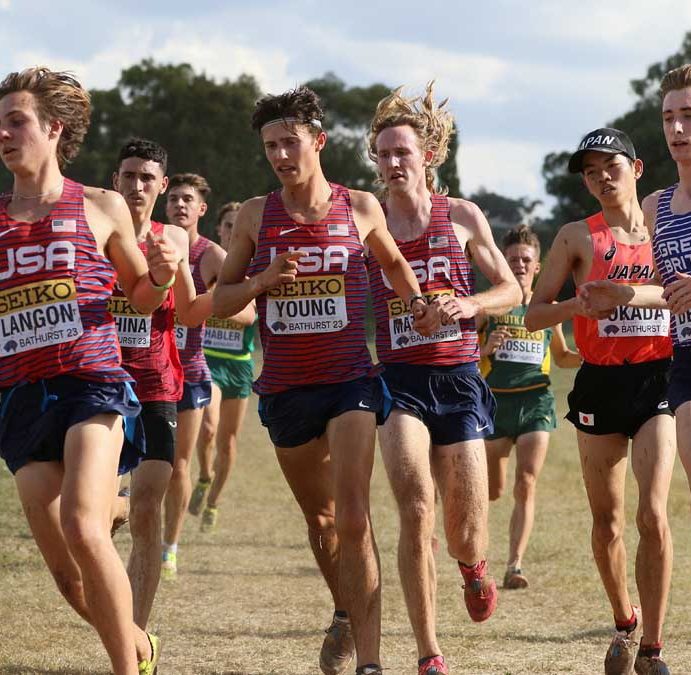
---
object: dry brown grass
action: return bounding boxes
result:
[1,366,691,674]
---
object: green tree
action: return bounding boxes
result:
[469,187,542,228]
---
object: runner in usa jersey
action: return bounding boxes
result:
[479,226,580,594]
[367,83,521,671]
[163,173,225,581]
[528,127,675,671]
[213,86,437,674]
[0,68,179,674]
[191,201,256,534]
[110,139,215,631]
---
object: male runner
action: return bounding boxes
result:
[0,67,178,674]
[526,128,675,675]
[213,86,437,675]
[480,224,580,591]
[162,173,226,577]
[366,83,521,675]
[189,201,256,532]
[111,137,213,626]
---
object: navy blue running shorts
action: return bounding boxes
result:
[668,346,691,412]
[139,401,177,465]
[381,362,496,445]
[258,375,391,448]
[177,381,213,412]
[566,358,672,437]
[0,375,144,475]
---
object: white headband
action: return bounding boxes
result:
[260,117,323,131]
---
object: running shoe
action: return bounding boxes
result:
[161,550,177,581]
[138,632,161,675]
[459,559,497,622]
[188,478,211,516]
[419,655,448,674]
[200,506,218,533]
[320,614,355,675]
[605,606,642,675]
[634,654,670,675]
[110,486,130,538]
[503,566,529,590]
[355,667,383,675]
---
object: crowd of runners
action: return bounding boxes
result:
[0,61,690,675]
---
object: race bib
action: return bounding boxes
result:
[0,278,84,356]
[203,316,245,350]
[266,275,347,334]
[495,327,545,365]
[175,324,187,350]
[675,310,691,343]
[598,306,670,338]
[387,290,461,350]
[108,296,151,348]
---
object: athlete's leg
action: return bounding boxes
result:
[327,409,380,667]
[275,436,342,608]
[432,438,489,564]
[485,437,513,501]
[508,431,549,569]
[675,401,691,488]
[165,406,205,546]
[630,414,675,646]
[60,414,140,674]
[378,410,439,660]
[196,383,221,483]
[207,396,249,508]
[128,459,172,628]
[577,430,632,623]
[16,458,152,665]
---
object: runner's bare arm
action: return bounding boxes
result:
[351,190,439,335]
[526,221,589,331]
[447,199,521,318]
[88,188,178,314]
[549,323,581,368]
[212,197,303,318]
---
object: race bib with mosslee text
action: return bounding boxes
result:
[108,296,152,348]
[266,275,347,334]
[203,316,245,350]
[387,289,460,350]
[597,306,670,338]
[494,326,545,365]
[0,277,84,357]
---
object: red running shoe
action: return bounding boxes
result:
[459,559,497,622]
[419,655,448,675]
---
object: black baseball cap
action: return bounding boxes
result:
[567,127,636,174]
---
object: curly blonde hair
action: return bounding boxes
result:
[368,81,455,195]
[0,67,91,169]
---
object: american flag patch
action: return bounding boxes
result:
[578,412,595,426]
[51,219,77,233]
[327,223,348,236]
[429,235,448,249]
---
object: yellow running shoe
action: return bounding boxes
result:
[201,506,218,533]
[161,550,177,580]
[138,633,161,675]
[188,478,211,516]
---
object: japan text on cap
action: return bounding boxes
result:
[567,128,636,174]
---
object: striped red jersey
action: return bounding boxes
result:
[574,212,672,365]
[248,184,373,394]
[368,194,479,365]
[109,220,183,402]
[174,234,212,384]
[0,178,130,386]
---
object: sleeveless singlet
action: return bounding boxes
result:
[109,221,183,402]
[480,305,552,392]
[368,194,478,365]
[203,315,256,361]
[0,179,130,387]
[175,234,212,384]
[652,184,691,346]
[574,212,671,365]
[248,184,373,395]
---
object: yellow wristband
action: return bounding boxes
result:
[148,271,176,291]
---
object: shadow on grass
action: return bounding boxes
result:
[184,565,320,578]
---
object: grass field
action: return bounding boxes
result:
[1,364,691,674]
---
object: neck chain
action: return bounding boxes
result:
[13,179,64,201]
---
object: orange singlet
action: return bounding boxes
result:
[573,212,672,365]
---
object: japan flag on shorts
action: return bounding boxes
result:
[579,412,595,426]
